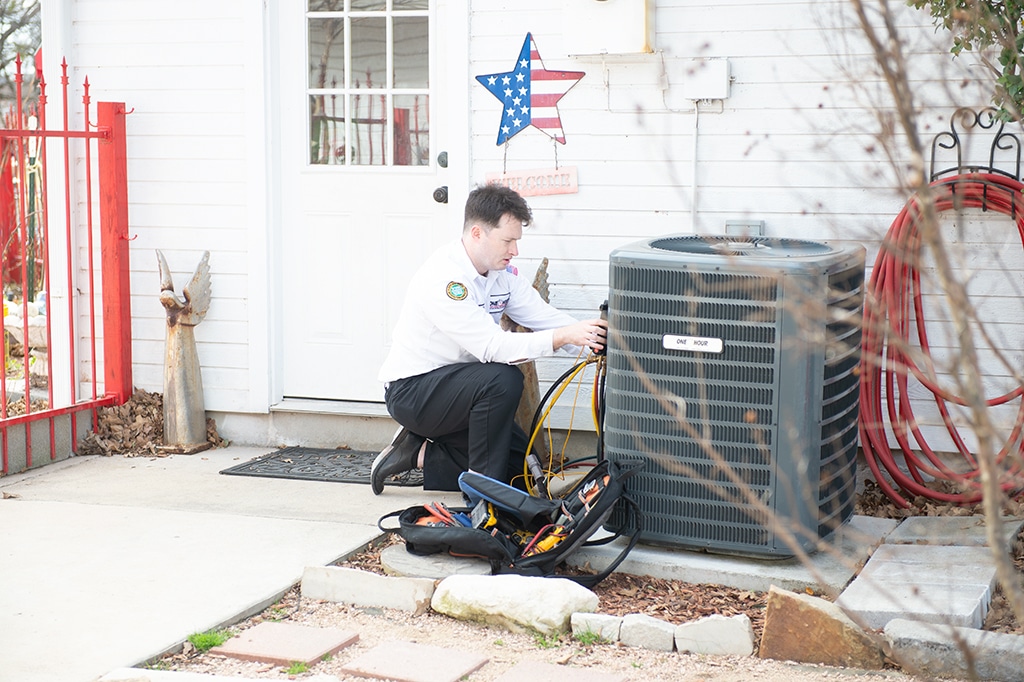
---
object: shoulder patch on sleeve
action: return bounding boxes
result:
[446,281,469,300]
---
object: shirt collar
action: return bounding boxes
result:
[450,239,489,286]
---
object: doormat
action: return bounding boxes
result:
[219,446,423,487]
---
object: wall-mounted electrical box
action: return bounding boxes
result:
[562,0,654,56]
[681,58,731,101]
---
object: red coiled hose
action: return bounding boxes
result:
[859,172,1024,507]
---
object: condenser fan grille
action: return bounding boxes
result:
[650,235,836,257]
[614,267,779,303]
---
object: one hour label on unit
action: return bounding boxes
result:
[663,334,724,353]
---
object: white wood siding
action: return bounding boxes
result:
[49,0,269,412]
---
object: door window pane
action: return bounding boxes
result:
[307,1,429,166]
[308,0,344,11]
[350,17,386,88]
[308,18,345,89]
[310,94,346,164]
[393,94,428,166]
[349,92,387,166]
[393,17,428,88]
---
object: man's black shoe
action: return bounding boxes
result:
[371,427,424,495]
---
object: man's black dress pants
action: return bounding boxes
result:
[384,362,528,491]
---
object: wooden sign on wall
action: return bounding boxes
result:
[485,166,579,197]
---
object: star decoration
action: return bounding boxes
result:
[475,33,585,145]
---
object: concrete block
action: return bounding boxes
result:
[868,543,997,569]
[340,640,488,682]
[619,613,676,651]
[836,543,999,630]
[836,577,990,629]
[886,515,1024,550]
[885,617,1024,682]
[571,612,622,642]
[209,621,358,666]
[859,558,995,593]
[676,613,754,656]
[301,565,435,614]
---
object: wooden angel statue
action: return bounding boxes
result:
[158,250,212,453]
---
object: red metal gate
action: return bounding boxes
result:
[0,56,131,475]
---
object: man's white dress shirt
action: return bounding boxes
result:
[378,239,577,384]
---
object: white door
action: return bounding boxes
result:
[277,0,467,401]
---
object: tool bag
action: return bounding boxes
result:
[377,458,643,588]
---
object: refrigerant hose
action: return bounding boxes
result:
[859,172,1024,507]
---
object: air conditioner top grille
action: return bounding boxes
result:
[649,235,835,258]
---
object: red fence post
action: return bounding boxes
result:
[97,101,132,404]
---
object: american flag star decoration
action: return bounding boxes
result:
[476,33,585,145]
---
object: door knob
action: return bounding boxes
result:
[437,151,448,168]
[433,186,448,204]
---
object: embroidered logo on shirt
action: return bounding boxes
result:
[488,294,510,313]
[446,281,468,300]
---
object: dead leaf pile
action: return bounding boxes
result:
[5,396,49,416]
[856,479,1024,519]
[76,387,227,457]
[77,388,165,457]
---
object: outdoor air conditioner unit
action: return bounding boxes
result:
[603,235,865,557]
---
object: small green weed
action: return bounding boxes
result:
[574,629,606,646]
[533,632,560,649]
[321,652,333,662]
[285,661,309,674]
[492,638,505,646]
[186,629,233,653]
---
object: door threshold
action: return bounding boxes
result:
[271,398,389,417]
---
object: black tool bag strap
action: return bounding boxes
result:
[377,508,404,533]
[567,493,644,589]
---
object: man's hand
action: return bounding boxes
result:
[553,318,608,353]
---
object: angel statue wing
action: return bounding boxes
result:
[183,251,212,324]
[157,250,212,327]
